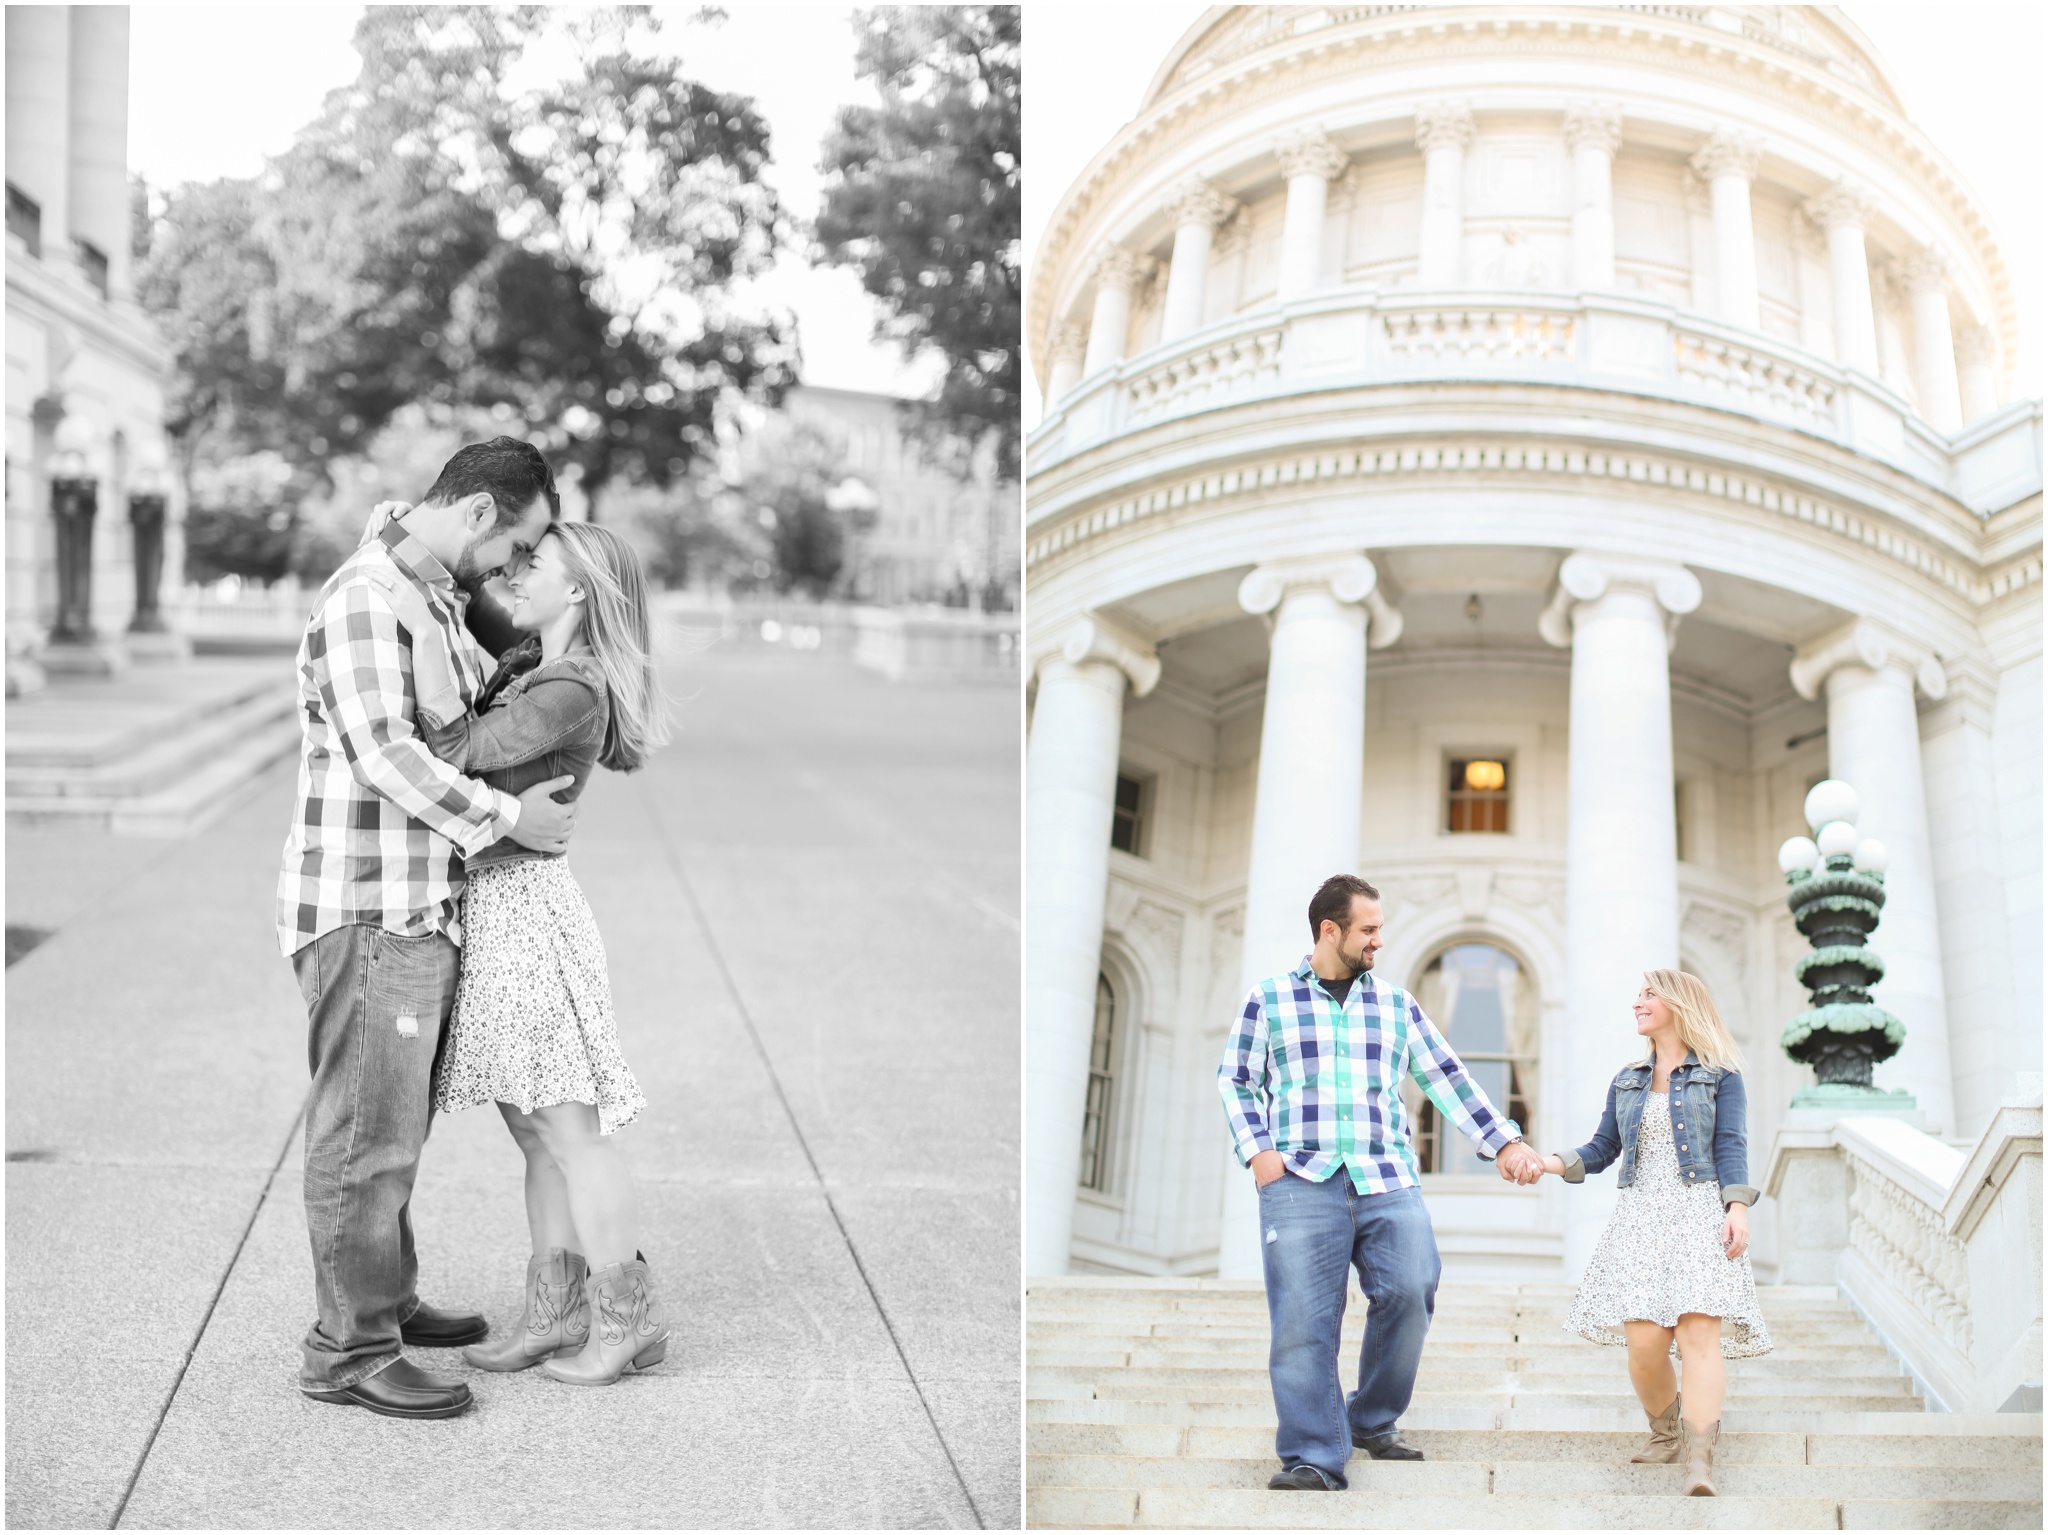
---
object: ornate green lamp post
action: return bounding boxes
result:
[1776,779,1914,1108]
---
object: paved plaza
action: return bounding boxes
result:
[6,641,1020,1529]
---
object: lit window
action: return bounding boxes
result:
[1079,972,1116,1191]
[1407,943,1538,1173]
[1446,756,1511,833]
[1110,773,1147,855]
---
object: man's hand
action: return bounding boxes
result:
[1250,1149,1289,1188]
[1496,1140,1545,1186]
[507,775,578,853]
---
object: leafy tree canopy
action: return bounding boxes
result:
[815,6,1020,479]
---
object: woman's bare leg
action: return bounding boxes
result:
[1674,1313,1725,1427]
[1623,1320,1679,1415]
[527,1102,638,1269]
[498,1101,580,1254]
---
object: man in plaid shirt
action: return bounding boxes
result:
[279,438,576,1420]
[1219,873,1546,1488]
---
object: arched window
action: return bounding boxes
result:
[1078,972,1117,1191]
[1406,943,1539,1175]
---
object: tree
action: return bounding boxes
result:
[735,422,874,598]
[816,6,1021,479]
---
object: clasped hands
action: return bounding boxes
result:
[1495,1141,1549,1186]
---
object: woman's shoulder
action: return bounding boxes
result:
[531,650,608,695]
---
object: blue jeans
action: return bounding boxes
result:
[1258,1174,1442,1481]
[290,924,460,1389]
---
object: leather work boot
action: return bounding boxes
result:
[1681,1419,1721,1496]
[1631,1392,1682,1463]
[541,1255,669,1386]
[465,1249,590,1371]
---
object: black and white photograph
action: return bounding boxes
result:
[6,4,1020,1528]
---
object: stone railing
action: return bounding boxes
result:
[1029,288,2017,511]
[1766,1083,2043,1414]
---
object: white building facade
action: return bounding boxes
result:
[1024,5,2041,1295]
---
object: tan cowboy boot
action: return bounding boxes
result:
[1631,1392,1682,1463]
[1681,1419,1720,1496]
[463,1249,590,1371]
[541,1254,669,1386]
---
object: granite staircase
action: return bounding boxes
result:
[1027,1277,2043,1529]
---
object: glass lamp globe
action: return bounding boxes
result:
[1853,838,1889,875]
[1777,836,1820,874]
[1804,779,1860,832]
[1816,819,1860,857]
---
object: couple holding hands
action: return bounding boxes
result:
[1219,874,1769,1500]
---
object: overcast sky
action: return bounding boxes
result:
[1019,3,2045,425]
[127,4,940,399]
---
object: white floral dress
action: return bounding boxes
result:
[1565,1089,1771,1358]
[435,857,646,1135]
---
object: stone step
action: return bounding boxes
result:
[1024,1486,2041,1529]
[1026,1398,1968,1431]
[3,663,286,770]
[6,680,295,797]
[9,708,303,837]
[1031,1362,1917,1398]
[1029,1453,2045,1501]
[1025,1422,2046,1467]
[1028,1343,1911,1377]
[1034,1366,1919,1408]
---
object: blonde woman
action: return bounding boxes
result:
[420,520,673,1387]
[1537,970,1770,1496]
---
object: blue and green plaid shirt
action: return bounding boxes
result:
[1218,957,1522,1192]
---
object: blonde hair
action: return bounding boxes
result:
[1641,968,1746,1071]
[549,522,669,773]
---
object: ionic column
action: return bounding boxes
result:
[1043,321,1086,407]
[1899,247,1964,433]
[1790,620,1956,1132]
[5,7,72,254]
[1216,552,1397,1280]
[1956,324,2000,423]
[67,6,131,300]
[1563,101,1622,290]
[1080,248,1154,377]
[1543,553,1700,1276]
[1025,614,1161,1276]
[1690,131,1761,330]
[1160,178,1240,341]
[1273,131,1348,302]
[1415,102,1474,288]
[1802,179,1880,375]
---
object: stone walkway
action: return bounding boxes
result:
[5,644,1020,1529]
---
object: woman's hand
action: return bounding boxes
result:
[362,500,412,548]
[1722,1200,1750,1260]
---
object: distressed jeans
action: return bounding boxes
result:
[290,924,460,1390]
[1258,1174,1442,1482]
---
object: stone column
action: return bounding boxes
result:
[1790,620,1957,1132]
[1802,179,1880,375]
[1415,102,1473,288]
[1043,321,1086,408]
[1563,101,1622,291]
[5,7,71,256]
[67,5,131,300]
[1690,131,1761,331]
[1081,247,1154,378]
[1273,130,1347,302]
[1956,324,2000,423]
[1543,553,1700,1275]
[1025,614,1161,1276]
[1160,178,1240,341]
[1871,261,1916,399]
[1215,553,1394,1280]
[1899,247,1964,433]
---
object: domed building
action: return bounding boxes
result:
[1023,4,2041,1288]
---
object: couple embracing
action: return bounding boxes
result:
[1219,874,1770,1498]
[276,437,670,1419]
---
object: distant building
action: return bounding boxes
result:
[5,5,179,691]
[738,384,1020,608]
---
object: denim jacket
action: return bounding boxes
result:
[1559,1051,1758,1207]
[420,636,609,874]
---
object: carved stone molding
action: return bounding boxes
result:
[1387,873,1459,912]
[1413,101,1474,155]
[1237,551,1378,614]
[1166,176,1241,233]
[1690,129,1761,184]
[1091,245,1156,295]
[1495,874,1566,927]
[1847,1154,1974,1354]
[1035,610,1162,696]
[1046,320,1086,366]
[1539,552,1701,647]
[1896,245,1951,297]
[1955,323,1997,367]
[1790,616,1948,703]
[1562,100,1623,157]
[1802,177,1875,232]
[1682,901,1749,959]
[1274,128,1349,184]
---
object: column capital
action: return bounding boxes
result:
[1801,176,1874,232]
[1034,611,1161,697]
[1237,552,1377,615]
[1414,101,1474,155]
[1869,257,1903,309]
[1538,553,1701,647]
[1689,129,1760,184]
[1562,100,1623,157]
[1896,245,1951,297]
[1790,617,1948,703]
[1089,245,1155,296]
[1273,128,1348,184]
[1165,176,1241,233]
[1956,322,1997,367]
[1045,319,1086,366]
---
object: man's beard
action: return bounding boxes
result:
[1342,940,1375,975]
